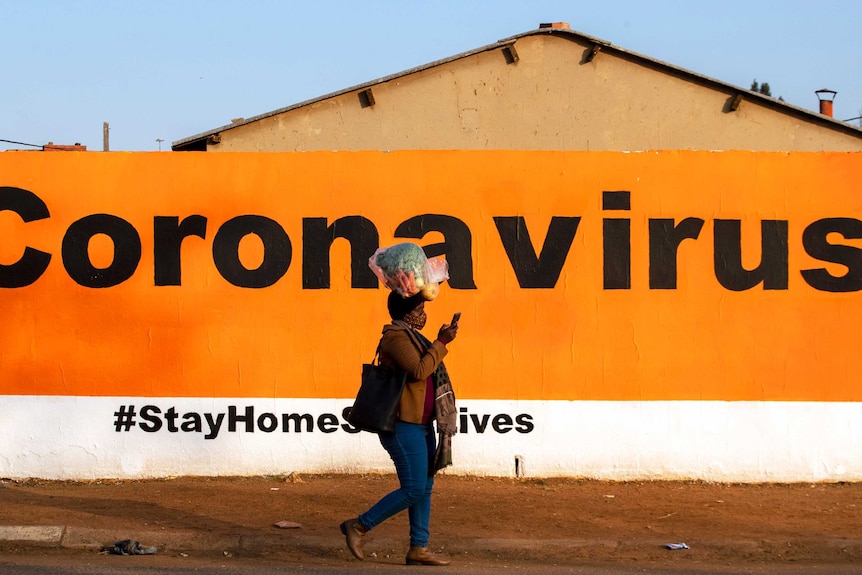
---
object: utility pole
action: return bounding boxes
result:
[103,122,110,152]
[156,138,164,151]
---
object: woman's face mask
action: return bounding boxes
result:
[404,306,427,330]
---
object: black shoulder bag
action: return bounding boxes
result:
[346,342,407,433]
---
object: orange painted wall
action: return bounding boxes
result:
[0,151,860,401]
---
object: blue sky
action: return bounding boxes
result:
[2,0,860,151]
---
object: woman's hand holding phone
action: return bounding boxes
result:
[438,312,460,343]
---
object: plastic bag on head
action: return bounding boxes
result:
[368,242,449,300]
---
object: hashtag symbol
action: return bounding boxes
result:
[114,405,137,432]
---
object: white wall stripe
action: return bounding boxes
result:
[0,396,858,482]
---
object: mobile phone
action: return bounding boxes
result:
[451,312,461,326]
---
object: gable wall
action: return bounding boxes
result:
[208,35,862,152]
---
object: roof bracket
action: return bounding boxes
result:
[502,44,519,64]
[728,92,744,112]
[582,43,601,64]
[358,88,376,108]
[207,134,221,145]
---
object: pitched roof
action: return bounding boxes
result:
[172,26,862,150]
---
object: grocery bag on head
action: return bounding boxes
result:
[369,242,449,300]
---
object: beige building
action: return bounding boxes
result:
[172,23,862,152]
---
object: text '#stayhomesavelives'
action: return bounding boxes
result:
[113,405,535,439]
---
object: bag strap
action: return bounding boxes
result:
[371,339,383,365]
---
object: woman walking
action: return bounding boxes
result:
[341,291,459,566]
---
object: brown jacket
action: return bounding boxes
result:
[378,322,448,424]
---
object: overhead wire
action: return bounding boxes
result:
[0,138,83,150]
[0,138,44,149]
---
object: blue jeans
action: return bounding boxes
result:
[359,421,436,547]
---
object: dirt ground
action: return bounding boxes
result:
[1,474,860,570]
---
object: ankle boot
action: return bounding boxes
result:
[339,518,368,560]
[405,545,451,566]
